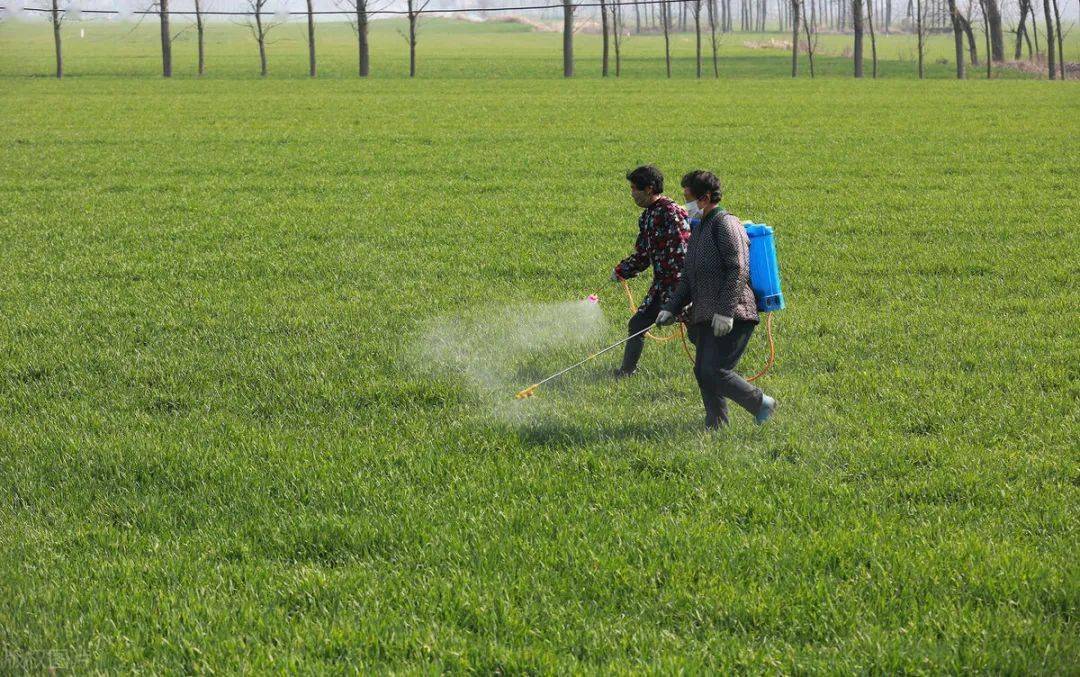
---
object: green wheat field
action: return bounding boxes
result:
[1,17,1078,673]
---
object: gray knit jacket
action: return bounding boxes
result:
[663,209,759,325]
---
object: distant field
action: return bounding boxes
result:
[1,17,1078,674]
[2,17,1079,78]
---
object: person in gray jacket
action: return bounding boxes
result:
[656,171,777,430]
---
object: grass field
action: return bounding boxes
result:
[1,18,1079,673]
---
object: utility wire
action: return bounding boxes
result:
[2,0,700,16]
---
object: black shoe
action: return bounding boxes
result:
[613,368,636,379]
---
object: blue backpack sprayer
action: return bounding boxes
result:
[515,221,785,400]
[744,223,785,312]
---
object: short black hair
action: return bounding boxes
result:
[682,170,723,204]
[626,165,664,194]
[681,170,705,188]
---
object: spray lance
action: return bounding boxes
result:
[515,322,654,400]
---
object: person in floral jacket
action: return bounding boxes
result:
[610,165,691,377]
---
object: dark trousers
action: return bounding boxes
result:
[689,320,764,428]
[619,302,661,373]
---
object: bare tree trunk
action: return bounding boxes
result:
[916,0,924,78]
[303,0,315,77]
[601,0,610,76]
[160,0,172,77]
[51,0,62,79]
[612,3,622,75]
[803,2,816,76]
[635,0,641,32]
[984,0,1003,60]
[255,4,267,76]
[662,0,672,76]
[885,0,890,32]
[408,0,417,77]
[1051,0,1063,79]
[959,13,978,64]
[563,0,574,77]
[867,0,878,76]
[1014,0,1030,60]
[1042,0,1055,78]
[978,0,991,76]
[195,0,205,75]
[791,0,800,76]
[853,0,864,76]
[1030,4,1040,60]
[694,0,702,77]
[708,0,721,76]
[357,1,369,77]
[948,0,965,77]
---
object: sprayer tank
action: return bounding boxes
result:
[744,223,785,312]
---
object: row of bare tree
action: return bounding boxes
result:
[38,0,416,78]
[587,0,1069,79]
[23,0,1074,80]
[931,0,1067,78]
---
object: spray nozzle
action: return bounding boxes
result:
[515,385,538,400]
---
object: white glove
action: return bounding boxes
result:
[655,310,675,327]
[712,314,733,337]
[610,270,620,282]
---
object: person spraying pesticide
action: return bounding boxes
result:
[656,171,778,430]
[610,165,691,378]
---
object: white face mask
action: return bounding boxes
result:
[684,201,703,217]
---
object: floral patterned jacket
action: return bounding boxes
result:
[614,196,691,310]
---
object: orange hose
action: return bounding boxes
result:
[746,312,775,382]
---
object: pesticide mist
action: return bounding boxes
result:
[418,298,607,420]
